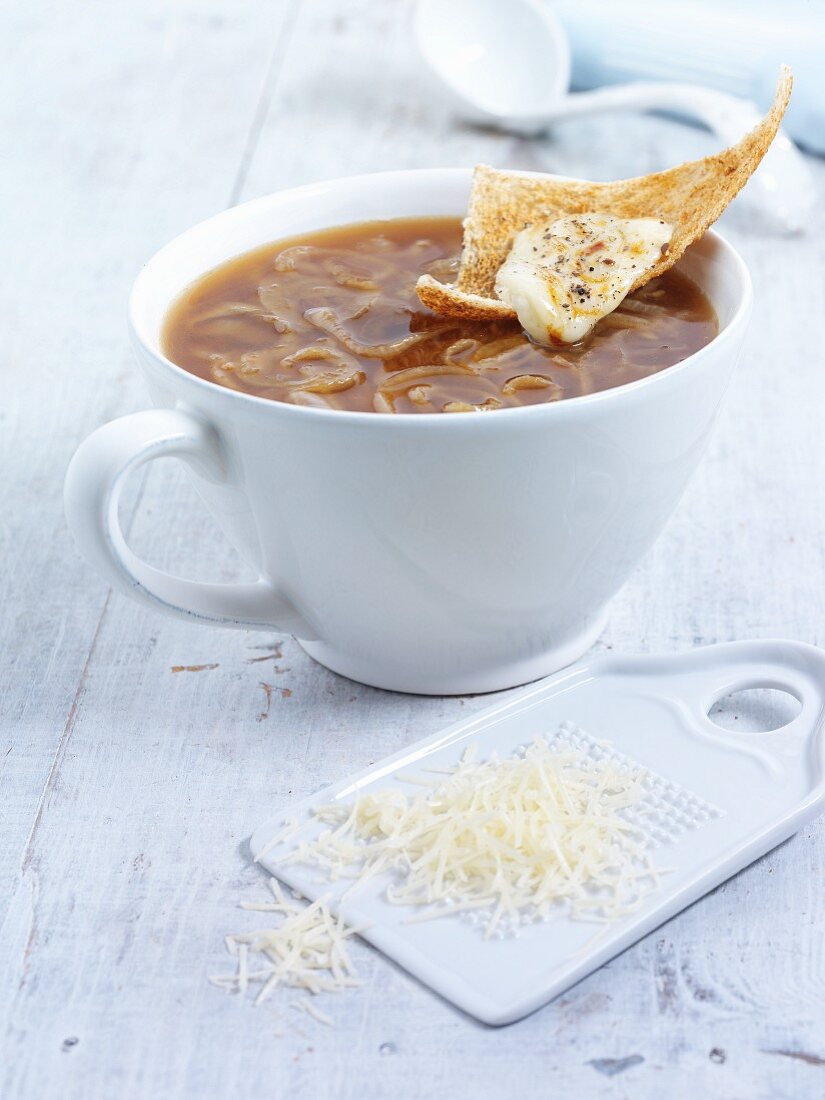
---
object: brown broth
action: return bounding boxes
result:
[161,216,718,414]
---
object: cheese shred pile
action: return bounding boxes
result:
[212,733,661,1021]
[280,737,658,937]
[208,879,362,1015]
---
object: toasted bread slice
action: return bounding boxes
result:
[417,67,792,320]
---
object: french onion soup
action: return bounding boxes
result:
[162,216,717,414]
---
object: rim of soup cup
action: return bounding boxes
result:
[129,168,752,428]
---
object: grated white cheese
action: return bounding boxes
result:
[209,878,363,1012]
[292,998,335,1026]
[279,736,659,937]
[213,730,666,1023]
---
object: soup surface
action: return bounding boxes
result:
[162,217,718,414]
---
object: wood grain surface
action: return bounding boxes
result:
[2,1,824,1096]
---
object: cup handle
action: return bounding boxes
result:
[64,407,316,637]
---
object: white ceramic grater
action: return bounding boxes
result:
[250,640,825,1025]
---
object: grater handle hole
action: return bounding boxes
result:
[707,687,801,734]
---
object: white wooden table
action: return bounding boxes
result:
[3,2,825,1096]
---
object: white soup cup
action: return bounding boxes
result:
[64,169,752,694]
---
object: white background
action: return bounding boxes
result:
[2,1,824,1096]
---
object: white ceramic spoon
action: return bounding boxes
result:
[414,0,815,233]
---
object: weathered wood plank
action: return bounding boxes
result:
[0,0,293,1076]
[0,0,293,893]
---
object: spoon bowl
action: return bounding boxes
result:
[414,0,569,131]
